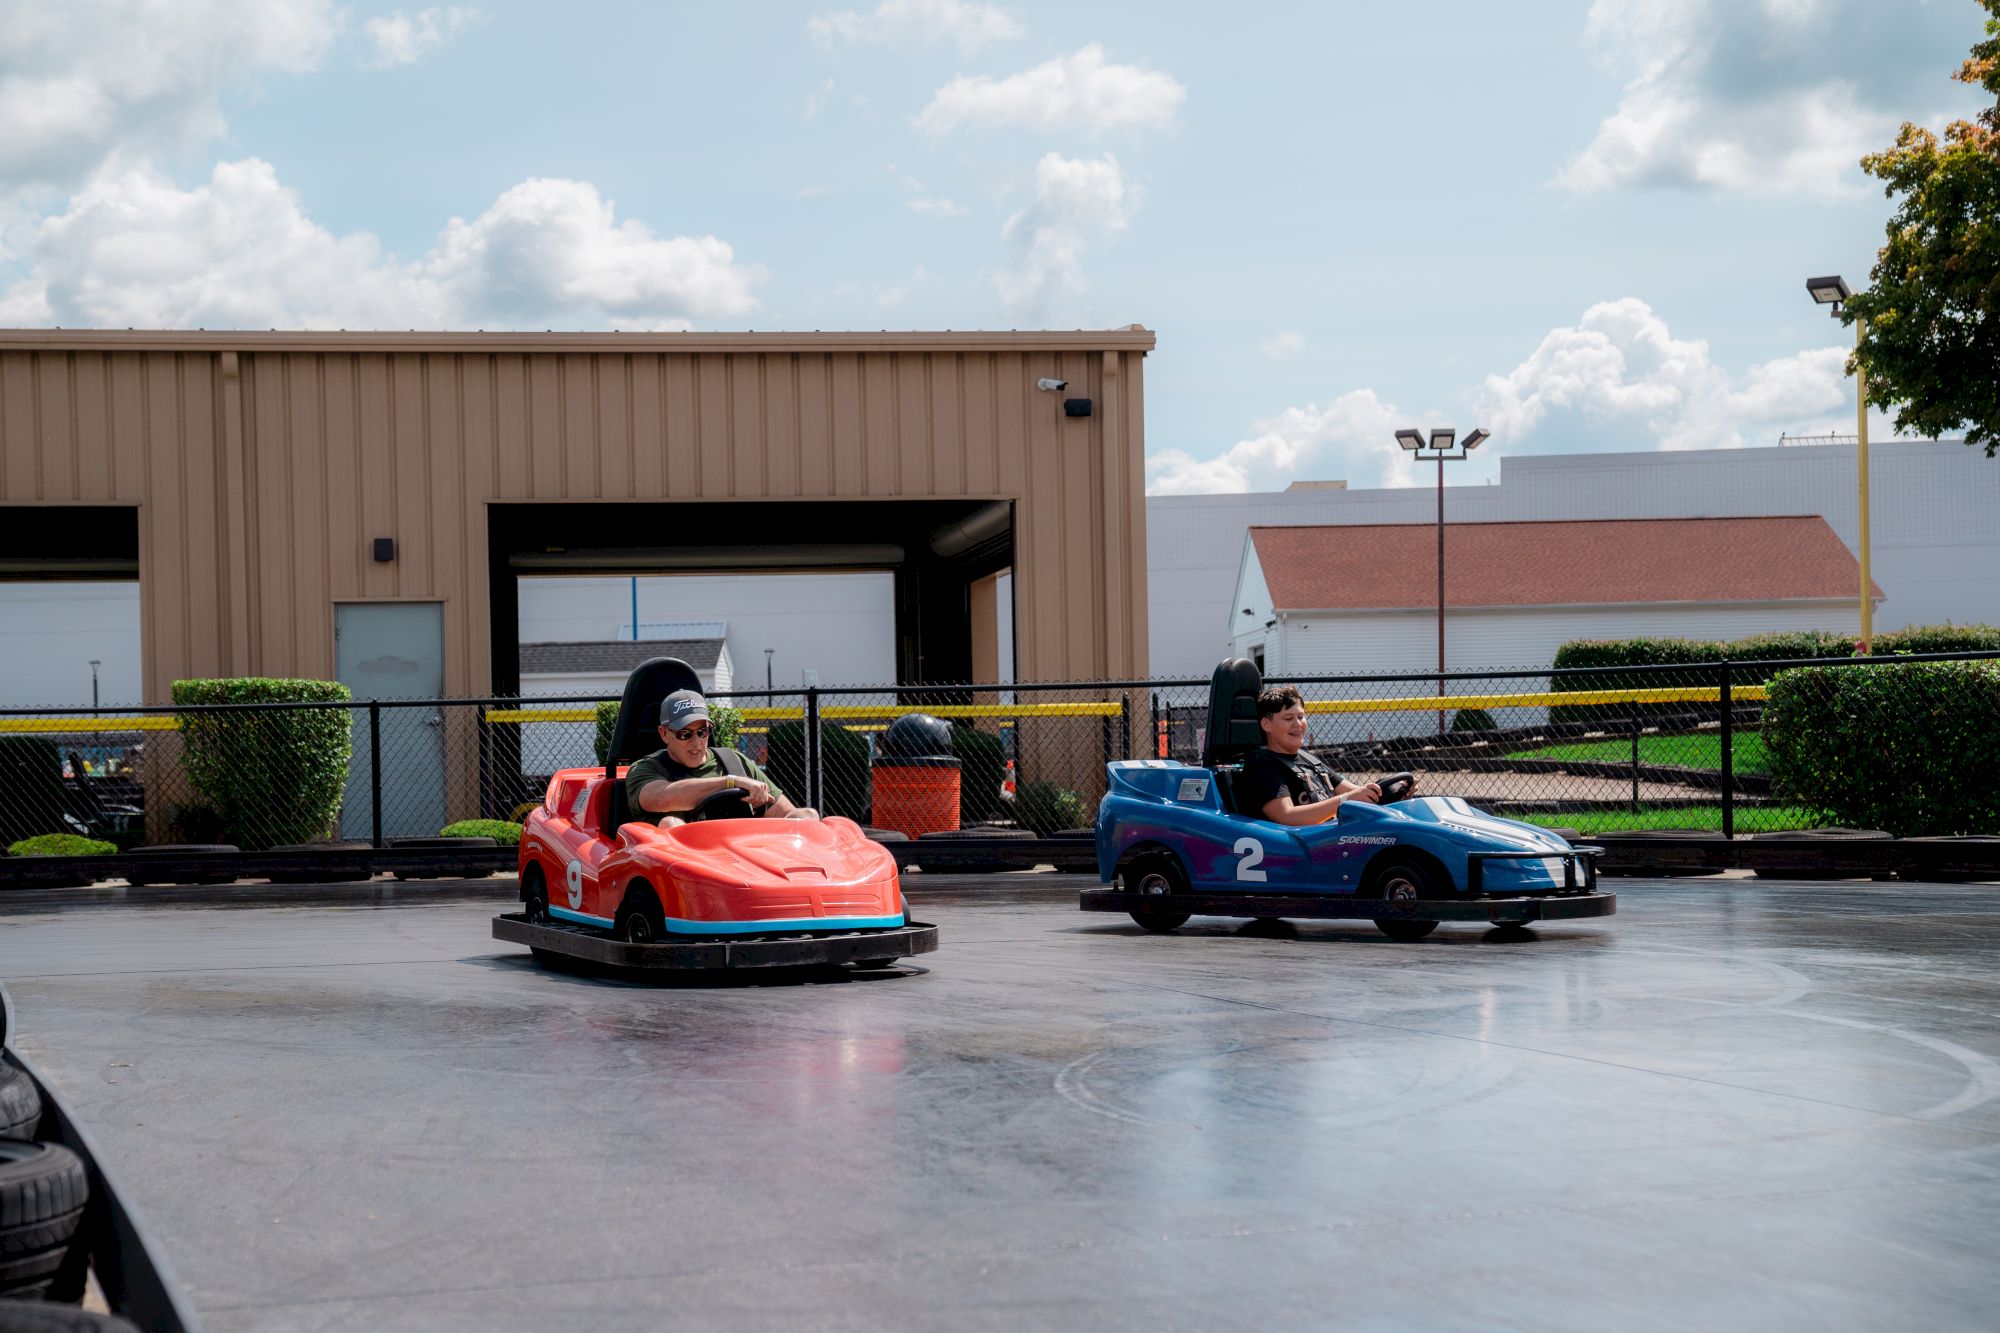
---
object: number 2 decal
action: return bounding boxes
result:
[1233,836,1267,882]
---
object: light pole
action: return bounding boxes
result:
[88,659,100,715]
[1806,275,1872,653]
[764,648,775,692]
[1395,427,1489,733]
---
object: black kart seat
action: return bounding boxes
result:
[603,657,703,836]
[1201,657,1266,818]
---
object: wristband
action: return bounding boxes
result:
[724,776,737,790]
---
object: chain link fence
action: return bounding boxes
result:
[4,651,1995,851]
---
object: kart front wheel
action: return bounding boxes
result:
[1124,855,1192,933]
[1367,855,1442,942]
[618,886,668,944]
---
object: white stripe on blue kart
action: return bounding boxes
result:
[548,906,905,935]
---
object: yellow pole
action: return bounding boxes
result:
[1855,315,1872,653]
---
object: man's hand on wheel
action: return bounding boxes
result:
[736,778,773,807]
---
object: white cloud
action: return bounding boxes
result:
[0,0,339,192]
[1560,0,1968,198]
[992,152,1132,317]
[362,7,479,69]
[1262,331,1304,358]
[807,0,1022,53]
[1147,391,1413,496]
[2,159,762,331]
[1477,298,1849,449]
[908,195,968,217]
[1149,299,1864,495]
[916,44,1185,137]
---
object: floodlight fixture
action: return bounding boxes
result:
[1395,428,1425,452]
[1462,428,1490,451]
[1428,427,1456,452]
[1806,275,1852,314]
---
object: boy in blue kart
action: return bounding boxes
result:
[1240,685,1415,825]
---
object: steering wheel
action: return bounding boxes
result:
[685,787,761,822]
[1373,772,1416,803]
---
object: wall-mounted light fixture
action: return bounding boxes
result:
[372,538,396,563]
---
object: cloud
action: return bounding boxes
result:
[1147,391,1415,497]
[1262,331,1304,358]
[1559,0,1971,198]
[0,0,339,193]
[899,174,967,217]
[916,44,1185,137]
[807,0,1022,53]
[1,159,762,331]
[1477,298,1849,449]
[362,7,479,68]
[992,152,1132,317]
[1148,299,1863,495]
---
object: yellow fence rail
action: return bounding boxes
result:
[482,702,1123,725]
[1305,685,1768,715]
[0,716,181,734]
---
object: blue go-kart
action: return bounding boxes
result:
[1081,659,1618,940]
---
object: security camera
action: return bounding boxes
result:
[1036,378,1068,392]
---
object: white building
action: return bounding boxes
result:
[518,633,733,700]
[1155,439,2000,678]
[1231,515,1875,678]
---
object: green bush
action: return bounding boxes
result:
[172,678,352,850]
[1449,708,1496,733]
[1014,780,1091,835]
[595,701,741,764]
[1550,638,1724,723]
[764,720,871,822]
[950,724,1007,823]
[440,819,523,846]
[1873,623,2000,656]
[8,833,116,857]
[1764,661,2000,835]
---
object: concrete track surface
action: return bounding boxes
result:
[3,875,1999,1332]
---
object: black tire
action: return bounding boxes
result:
[521,864,549,923]
[1366,855,1443,942]
[617,884,667,945]
[0,1301,142,1332]
[1122,854,1191,933]
[0,1069,38,1141]
[0,1140,87,1301]
[850,958,898,970]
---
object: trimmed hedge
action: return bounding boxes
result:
[764,720,871,822]
[0,736,71,847]
[1449,708,1496,733]
[440,819,523,846]
[1015,780,1091,835]
[8,833,116,857]
[594,702,741,764]
[1764,660,2000,836]
[172,678,352,850]
[950,724,1007,823]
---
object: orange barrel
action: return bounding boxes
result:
[870,757,962,838]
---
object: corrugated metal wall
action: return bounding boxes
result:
[0,331,1154,699]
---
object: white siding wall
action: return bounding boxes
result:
[1227,544,1276,670]
[0,582,143,708]
[1151,440,2000,679]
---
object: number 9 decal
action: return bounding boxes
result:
[565,859,584,908]
[1233,836,1267,882]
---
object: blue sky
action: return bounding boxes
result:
[0,0,1985,492]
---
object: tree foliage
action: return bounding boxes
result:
[1846,1,2000,453]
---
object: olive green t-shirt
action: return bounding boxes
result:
[623,748,784,825]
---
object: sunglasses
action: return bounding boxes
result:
[672,724,711,741]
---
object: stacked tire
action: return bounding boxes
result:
[0,1065,134,1331]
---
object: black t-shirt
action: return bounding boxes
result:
[1239,747,1347,818]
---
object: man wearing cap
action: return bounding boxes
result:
[626,689,818,826]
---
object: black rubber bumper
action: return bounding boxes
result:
[1078,888,1617,926]
[492,913,940,969]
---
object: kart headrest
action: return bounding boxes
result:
[1202,657,1265,769]
[605,657,705,767]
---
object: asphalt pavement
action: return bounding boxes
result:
[3,873,1998,1332]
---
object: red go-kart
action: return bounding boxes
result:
[492,657,939,971]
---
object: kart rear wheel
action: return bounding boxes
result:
[1123,854,1191,933]
[1367,856,1441,942]
[522,864,550,924]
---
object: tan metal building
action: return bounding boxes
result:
[0,328,1155,700]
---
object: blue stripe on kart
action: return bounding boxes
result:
[550,906,614,928]
[663,913,907,936]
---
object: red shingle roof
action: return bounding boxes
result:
[1249,516,1882,611]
